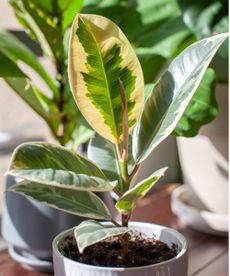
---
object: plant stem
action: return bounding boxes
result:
[120,213,131,262]
[120,232,129,263]
[117,81,131,262]
[120,159,129,191]
[111,219,121,227]
[121,213,130,227]
[55,63,68,146]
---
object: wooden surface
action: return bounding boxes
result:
[0,184,228,276]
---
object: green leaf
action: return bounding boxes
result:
[0,29,57,95]
[59,0,84,30]
[0,53,25,78]
[9,169,115,192]
[74,220,128,253]
[135,16,191,58]
[144,84,154,101]
[173,68,218,136]
[178,0,228,59]
[178,0,227,39]
[9,0,83,65]
[5,78,59,132]
[20,0,83,30]
[9,0,64,64]
[213,16,228,58]
[138,54,167,83]
[10,181,111,220]
[115,167,167,213]
[133,33,228,163]
[69,13,144,143]
[88,134,134,192]
[88,134,122,190]
[9,142,106,179]
[83,0,191,82]
[66,124,94,151]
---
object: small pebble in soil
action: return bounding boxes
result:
[59,231,178,268]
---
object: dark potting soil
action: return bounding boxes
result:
[59,231,178,268]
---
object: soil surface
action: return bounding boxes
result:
[59,231,178,267]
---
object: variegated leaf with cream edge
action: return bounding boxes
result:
[9,169,116,192]
[10,181,111,220]
[115,167,168,213]
[9,142,106,178]
[8,142,116,192]
[68,13,144,144]
[74,220,129,253]
[133,33,228,163]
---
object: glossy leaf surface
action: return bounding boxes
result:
[69,13,144,143]
[115,167,167,213]
[74,220,128,253]
[88,134,134,192]
[9,169,115,192]
[9,142,105,179]
[178,0,228,58]
[11,181,111,220]
[174,68,218,136]
[133,33,228,163]
[0,52,25,78]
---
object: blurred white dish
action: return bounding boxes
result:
[171,185,228,236]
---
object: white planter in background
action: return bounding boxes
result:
[176,84,228,216]
[53,222,188,276]
[177,135,228,215]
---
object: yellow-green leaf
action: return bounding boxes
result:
[74,220,128,253]
[68,13,144,143]
[115,167,167,213]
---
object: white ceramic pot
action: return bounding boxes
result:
[53,222,188,276]
[176,84,228,215]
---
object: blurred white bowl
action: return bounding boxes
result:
[171,185,228,236]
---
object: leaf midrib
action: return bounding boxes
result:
[10,168,111,191]
[13,183,110,219]
[80,16,119,142]
[137,47,213,162]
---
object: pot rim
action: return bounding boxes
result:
[53,221,188,271]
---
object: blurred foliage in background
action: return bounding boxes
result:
[0,0,228,149]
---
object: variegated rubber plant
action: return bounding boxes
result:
[7,13,228,260]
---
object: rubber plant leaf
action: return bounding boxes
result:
[178,0,228,58]
[0,29,57,95]
[115,167,167,213]
[178,0,227,39]
[68,13,144,144]
[0,52,25,78]
[88,134,134,193]
[132,33,228,163]
[9,142,104,176]
[9,169,115,192]
[9,0,64,65]
[10,181,111,220]
[74,220,128,253]
[173,68,218,136]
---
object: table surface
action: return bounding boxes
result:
[0,184,228,276]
